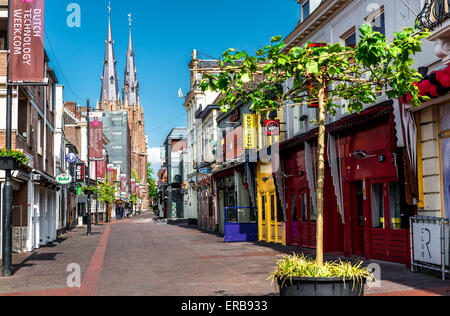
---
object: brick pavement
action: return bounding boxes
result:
[1,213,449,296]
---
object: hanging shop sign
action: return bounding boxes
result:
[56,173,72,185]
[75,163,85,183]
[243,114,257,150]
[66,153,77,164]
[9,0,46,83]
[199,168,212,175]
[265,120,281,136]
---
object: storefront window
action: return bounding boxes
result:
[271,195,275,221]
[261,195,266,221]
[310,195,316,223]
[277,195,284,222]
[389,183,402,229]
[301,193,308,222]
[372,183,384,228]
[291,194,298,222]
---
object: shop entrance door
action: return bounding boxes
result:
[287,191,299,245]
[350,182,365,255]
[299,192,316,248]
[370,182,409,263]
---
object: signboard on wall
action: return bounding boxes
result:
[9,0,46,83]
[243,114,257,150]
[412,219,450,267]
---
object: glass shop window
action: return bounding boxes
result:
[261,195,266,221]
[310,195,317,223]
[271,195,275,221]
[301,193,308,222]
[277,194,285,222]
[291,194,298,222]
[389,183,402,229]
[371,183,384,229]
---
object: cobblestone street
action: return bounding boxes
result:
[0,213,449,296]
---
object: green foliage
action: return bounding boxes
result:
[132,169,139,183]
[147,163,157,200]
[82,185,98,195]
[269,254,375,293]
[0,148,30,166]
[200,24,430,114]
[130,194,138,206]
[97,178,117,205]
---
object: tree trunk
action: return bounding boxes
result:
[316,80,327,267]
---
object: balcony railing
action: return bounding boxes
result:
[418,0,450,30]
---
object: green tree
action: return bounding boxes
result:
[97,177,118,222]
[147,162,157,200]
[199,25,429,266]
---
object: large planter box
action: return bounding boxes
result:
[0,157,19,170]
[278,277,366,297]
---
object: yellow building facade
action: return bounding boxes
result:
[256,111,286,245]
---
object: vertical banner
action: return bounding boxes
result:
[120,174,127,193]
[243,114,257,150]
[96,157,106,180]
[131,179,136,194]
[89,112,103,160]
[112,167,119,183]
[9,0,45,83]
[107,164,114,183]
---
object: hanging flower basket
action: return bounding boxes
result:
[0,149,30,171]
[0,157,19,170]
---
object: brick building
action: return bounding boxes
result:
[0,0,61,257]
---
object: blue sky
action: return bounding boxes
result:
[44,0,300,167]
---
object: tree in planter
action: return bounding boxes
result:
[199,24,429,266]
[97,178,117,223]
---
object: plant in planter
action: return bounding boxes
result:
[269,254,375,296]
[83,185,98,196]
[0,148,30,170]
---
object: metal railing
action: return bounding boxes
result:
[418,0,450,30]
[410,216,450,280]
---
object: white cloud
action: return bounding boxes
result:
[147,147,162,177]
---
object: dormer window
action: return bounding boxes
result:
[302,1,310,22]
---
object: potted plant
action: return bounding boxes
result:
[0,149,30,170]
[269,254,374,297]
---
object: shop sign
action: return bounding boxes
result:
[75,163,85,183]
[56,173,72,185]
[243,114,257,150]
[66,153,77,164]
[265,120,280,136]
[199,168,212,175]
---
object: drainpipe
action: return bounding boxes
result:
[43,63,47,172]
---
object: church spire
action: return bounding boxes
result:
[100,1,120,103]
[123,13,139,107]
